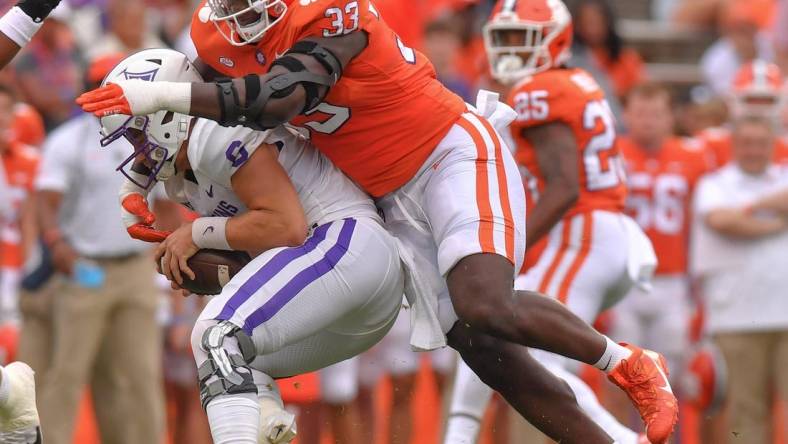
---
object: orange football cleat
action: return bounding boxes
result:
[607,344,678,444]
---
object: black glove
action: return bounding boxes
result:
[16,0,62,23]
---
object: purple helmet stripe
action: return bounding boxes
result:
[240,218,356,335]
[214,221,335,323]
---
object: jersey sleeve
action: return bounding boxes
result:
[291,0,372,40]
[187,120,270,189]
[507,71,587,132]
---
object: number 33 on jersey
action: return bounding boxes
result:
[508,68,626,216]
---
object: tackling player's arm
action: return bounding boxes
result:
[522,122,580,249]
[0,0,63,68]
[156,143,308,285]
[78,32,369,129]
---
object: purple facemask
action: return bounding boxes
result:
[100,116,171,189]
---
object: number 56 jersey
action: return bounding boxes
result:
[508,68,626,217]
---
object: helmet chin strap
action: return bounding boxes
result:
[155,114,193,182]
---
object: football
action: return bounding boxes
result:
[167,249,251,295]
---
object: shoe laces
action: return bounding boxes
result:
[622,356,661,419]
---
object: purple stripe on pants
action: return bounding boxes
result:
[216,222,333,322]
[241,218,357,335]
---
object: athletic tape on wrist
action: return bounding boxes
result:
[192,217,232,250]
[0,7,42,47]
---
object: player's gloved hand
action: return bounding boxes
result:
[76,80,191,117]
[16,0,62,22]
[122,193,171,243]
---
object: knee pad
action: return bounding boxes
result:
[197,321,258,409]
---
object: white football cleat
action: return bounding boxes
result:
[258,398,296,444]
[0,362,42,444]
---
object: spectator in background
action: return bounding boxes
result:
[612,83,708,384]
[0,85,39,323]
[10,102,45,148]
[423,19,473,102]
[673,0,776,30]
[697,60,788,169]
[692,115,788,444]
[570,0,645,105]
[774,0,788,73]
[609,84,710,427]
[28,53,165,444]
[12,5,81,130]
[87,0,165,59]
[699,1,774,97]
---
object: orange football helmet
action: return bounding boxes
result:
[730,60,785,119]
[483,0,573,84]
[207,0,293,46]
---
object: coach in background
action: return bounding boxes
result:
[26,54,167,444]
[691,115,788,444]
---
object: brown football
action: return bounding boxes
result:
[168,249,251,295]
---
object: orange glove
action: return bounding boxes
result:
[76,83,132,117]
[121,193,171,242]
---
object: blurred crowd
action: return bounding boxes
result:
[0,0,786,443]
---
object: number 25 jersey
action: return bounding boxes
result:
[507,68,626,217]
[191,0,467,197]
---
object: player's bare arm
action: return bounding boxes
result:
[156,142,308,284]
[522,122,580,248]
[37,190,78,275]
[77,32,368,129]
[191,56,226,82]
[750,187,788,215]
[0,0,63,68]
[704,207,787,238]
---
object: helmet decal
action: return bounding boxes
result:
[121,68,160,82]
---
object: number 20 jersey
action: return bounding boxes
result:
[507,68,626,217]
[190,0,467,197]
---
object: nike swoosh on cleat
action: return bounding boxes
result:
[206,185,214,198]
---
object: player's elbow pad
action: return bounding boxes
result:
[215,41,343,130]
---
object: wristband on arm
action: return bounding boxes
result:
[192,217,232,250]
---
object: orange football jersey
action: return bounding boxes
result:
[698,126,788,169]
[620,136,710,275]
[191,0,467,197]
[1,142,39,268]
[508,68,626,218]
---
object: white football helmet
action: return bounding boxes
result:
[99,48,203,189]
[484,0,573,84]
[207,0,291,46]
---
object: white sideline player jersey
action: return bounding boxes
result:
[163,119,380,227]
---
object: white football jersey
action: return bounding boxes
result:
[163,119,379,227]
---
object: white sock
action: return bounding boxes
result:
[206,393,260,444]
[593,337,632,373]
[535,352,639,444]
[0,365,9,407]
[443,360,493,444]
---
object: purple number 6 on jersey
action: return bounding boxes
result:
[225,140,249,167]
